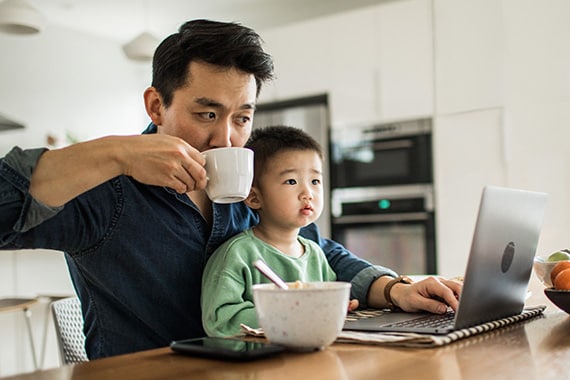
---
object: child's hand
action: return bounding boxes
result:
[347,298,359,312]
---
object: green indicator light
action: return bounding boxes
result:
[378,199,391,209]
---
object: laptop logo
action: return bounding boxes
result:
[501,241,515,273]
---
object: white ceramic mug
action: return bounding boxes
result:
[202,147,254,204]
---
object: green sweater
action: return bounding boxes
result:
[201,228,337,337]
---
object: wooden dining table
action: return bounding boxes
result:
[3,275,569,380]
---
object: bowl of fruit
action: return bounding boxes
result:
[533,250,570,287]
[537,250,570,314]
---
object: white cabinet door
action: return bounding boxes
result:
[325,8,379,126]
[263,1,435,126]
[433,108,506,276]
[375,0,434,121]
[262,7,382,127]
[434,0,504,114]
[262,18,333,101]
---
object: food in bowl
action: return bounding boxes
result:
[533,255,570,287]
[252,281,351,351]
[551,261,570,288]
[289,280,307,289]
[552,264,570,290]
[546,250,570,262]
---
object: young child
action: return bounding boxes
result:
[201,125,348,337]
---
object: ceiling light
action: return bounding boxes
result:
[0,112,24,131]
[122,31,160,62]
[0,0,45,35]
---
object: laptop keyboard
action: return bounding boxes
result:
[386,311,456,329]
[346,308,457,330]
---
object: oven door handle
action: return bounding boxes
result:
[370,139,413,150]
[342,139,414,153]
[333,212,430,224]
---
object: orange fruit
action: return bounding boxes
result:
[550,261,570,284]
[553,268,570,290]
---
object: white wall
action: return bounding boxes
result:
[0,25,152,376]
[0,26,151,155]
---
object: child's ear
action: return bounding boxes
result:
[245,186,261,209]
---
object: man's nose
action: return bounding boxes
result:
[210,120,232,148]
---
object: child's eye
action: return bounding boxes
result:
[284,179,297,185]
[312,179,321,185]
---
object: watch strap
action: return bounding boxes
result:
[384,275,414,310]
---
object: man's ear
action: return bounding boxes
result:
[143,86,164,126]
[245,186,261,210]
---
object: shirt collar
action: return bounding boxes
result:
[142,122,157,135]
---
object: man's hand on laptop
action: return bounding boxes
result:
[369,276,463,314]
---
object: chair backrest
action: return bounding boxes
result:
[51,297,89,365]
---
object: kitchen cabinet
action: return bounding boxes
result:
[375,0,434,121]
[261,0,434,126]
[324,8,379,126]
[244,0,570,277]
[433,108,506,276]
[261,8,379,126]
[329,0,434,124]
[262,17,334,101]
[434,0,504,114]
[502,102,570,254]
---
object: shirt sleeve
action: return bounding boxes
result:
[0,147,63,245]
[300,223,398,308]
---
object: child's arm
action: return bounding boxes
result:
[201,238,261,337]
[201,269,259,337]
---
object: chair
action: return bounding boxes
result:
[51,297,89,365]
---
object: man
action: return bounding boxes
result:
[0,19,461,359]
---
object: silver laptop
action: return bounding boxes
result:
[344,185,548,335]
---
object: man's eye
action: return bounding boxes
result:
[236,115,252,126]
[198,112,216,120]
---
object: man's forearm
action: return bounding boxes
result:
[29,136,125,207]
[366,275,396,308]
[350,266,398,308]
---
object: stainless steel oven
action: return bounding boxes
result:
[331,184,436,275]
[330,118,432,188]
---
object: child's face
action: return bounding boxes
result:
[253,149,323,230]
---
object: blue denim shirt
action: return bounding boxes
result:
[0,124,396,359]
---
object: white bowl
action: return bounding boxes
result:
[533,256,570,287]
[252,281,351,351]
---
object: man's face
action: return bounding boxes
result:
[154,61,257,152]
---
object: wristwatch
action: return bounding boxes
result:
[384,275,414,310]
